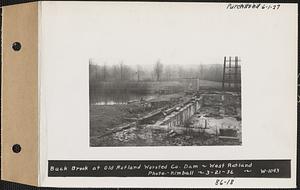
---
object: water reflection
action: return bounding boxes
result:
[90,90,155,105]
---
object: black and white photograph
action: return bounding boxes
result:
[89,58,241,146]
[32,1,297,188]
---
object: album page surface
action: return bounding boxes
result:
[36,1,297,188]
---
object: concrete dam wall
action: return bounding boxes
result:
[157,97,203,128]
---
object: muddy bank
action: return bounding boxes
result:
[90,90,241,146]
[90,121,240,146]
[90,104,155,138]
[90,93,186,138]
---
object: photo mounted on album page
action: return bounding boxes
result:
[1,1,297,188]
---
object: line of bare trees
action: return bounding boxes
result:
[89,58,223,84]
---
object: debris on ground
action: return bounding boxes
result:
[90,90,242,146]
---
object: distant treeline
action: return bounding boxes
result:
[89,59,223,85]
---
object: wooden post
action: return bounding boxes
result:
[234,56,238,89]
[95,64,98,81]
[228,56,231,88]
[222,56,226,90]
[120,62,123,80]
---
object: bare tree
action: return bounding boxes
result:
[136,65,143,81]
[153,60,164,81]
[164,65,173,80]
[111,65,119,81]
[177,65,185,78]
[103,63,107,81]
[122,64,133,81]
[120,61,124,80]
[198,64,204,79]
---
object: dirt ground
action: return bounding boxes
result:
[90,93,184,138]
[90,91,241,147]
[90,121,240,146]
[90,104,151,138]
[90,124,216,146]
